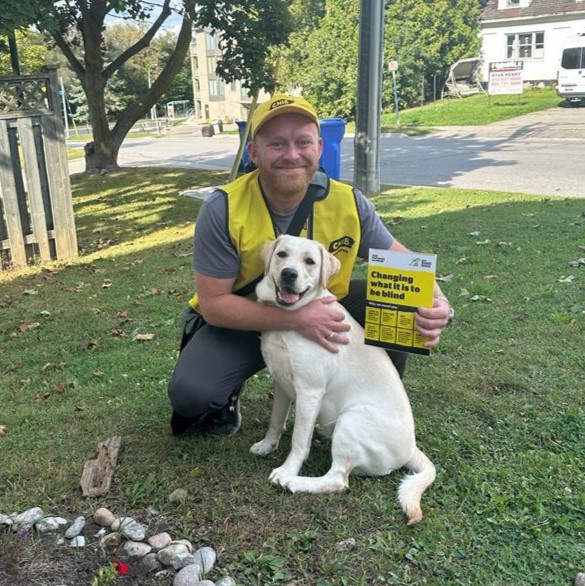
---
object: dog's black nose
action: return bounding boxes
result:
[281,267,298,283]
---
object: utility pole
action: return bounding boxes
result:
[354,0,385,195]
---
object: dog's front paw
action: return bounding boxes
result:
[250,438,279,456]
[269,465,297,489]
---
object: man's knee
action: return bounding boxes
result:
[168,371,219,418]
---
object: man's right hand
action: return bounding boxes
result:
[295,296,350,353]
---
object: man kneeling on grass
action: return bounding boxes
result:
[167,93,453,437]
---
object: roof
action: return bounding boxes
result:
[481,0,585,21]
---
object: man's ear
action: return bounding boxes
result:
[260,237,280,275]
[319,243,341,289]
[248,139,258,165]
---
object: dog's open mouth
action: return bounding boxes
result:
[276,284,309,307]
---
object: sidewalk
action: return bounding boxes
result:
[433,106,585,140]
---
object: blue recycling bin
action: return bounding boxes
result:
[235,120,252,171]
[319,118,346,180]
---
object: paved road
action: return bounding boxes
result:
[69,106,585,197]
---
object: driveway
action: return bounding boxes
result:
[69,105,585,197]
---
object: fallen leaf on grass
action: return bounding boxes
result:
[134,333,155,341]
[476,239,491,245]
[459,288,470,297]
[90,307,102,315]
[436,273,454,283]
[81,338,99,350]
[23,289,38,295]
[102,279,113,288]
[470,295,492,302]
[483,275,497,280]
[531,225,542,229]
[568,258,585,268]
[497,241,513,247]
[35,392,51,401]
[75,405,86,412]
[93,370,104,377]
[19,322,40,332]
[0,425,6,437]
[110,329,126,338]
[468,231,481,236]
[3,363,21,373]
[41,362,67,371]
[558,275,575,283]
[116,310,129,319]
[455,257,467,265]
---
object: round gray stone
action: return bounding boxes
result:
[173,564,202,586]
[65,516,86,539]
[193,546,216,575]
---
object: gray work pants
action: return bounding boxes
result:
[167,280,407,418]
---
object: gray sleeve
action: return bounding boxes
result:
[192,191,241,278]
[355,188,394,258]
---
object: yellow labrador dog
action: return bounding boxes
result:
[252,235,436,524]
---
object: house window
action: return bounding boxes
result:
[206,32,219,51]
[506,32,544,59]
[209,79,225,97]
[506,0,519,5]
[207,56,218,75]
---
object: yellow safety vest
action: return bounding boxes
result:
[189,170,361,311]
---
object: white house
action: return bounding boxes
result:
[480,0,585,83]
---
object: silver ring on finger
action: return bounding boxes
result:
[327,331,335,340]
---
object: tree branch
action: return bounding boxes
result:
[103,0,172,80]
[50,30,85,80]
[110,1,194,145]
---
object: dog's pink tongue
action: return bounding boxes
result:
[279,290,300,304]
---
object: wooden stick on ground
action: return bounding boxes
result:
[80,436,122,497]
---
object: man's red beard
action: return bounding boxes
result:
[264,164,318,197]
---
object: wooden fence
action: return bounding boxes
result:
[0,65,77,270]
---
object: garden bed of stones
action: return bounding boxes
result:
[0,503,236,586]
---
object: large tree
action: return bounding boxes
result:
[9,1,293,173]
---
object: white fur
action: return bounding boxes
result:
[252,235,436,524]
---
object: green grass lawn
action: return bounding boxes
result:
[1,168,584,585]
[349,87,562,134]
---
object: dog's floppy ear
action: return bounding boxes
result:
[319,243,341,289]
[260,237,280,275]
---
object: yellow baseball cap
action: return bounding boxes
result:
[251,94,319,137]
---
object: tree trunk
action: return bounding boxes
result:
[84,77,120,172]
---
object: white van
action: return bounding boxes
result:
[557,34,585,106]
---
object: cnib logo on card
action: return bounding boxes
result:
[329,236,355,255]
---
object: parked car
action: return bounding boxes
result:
[557,33,585,106]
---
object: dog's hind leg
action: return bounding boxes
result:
[397,447,436,525]
[250,386,291,456]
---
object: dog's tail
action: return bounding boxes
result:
[397,447,436,525]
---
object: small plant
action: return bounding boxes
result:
[90,561,128,586]
[229,549,292,584]
[90,564,118,586]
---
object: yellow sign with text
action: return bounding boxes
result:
[365,249,437,356]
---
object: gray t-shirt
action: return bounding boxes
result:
[193,172,394,279]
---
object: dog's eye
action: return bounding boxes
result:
[277,251,287,258]
[305,257,316,265]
